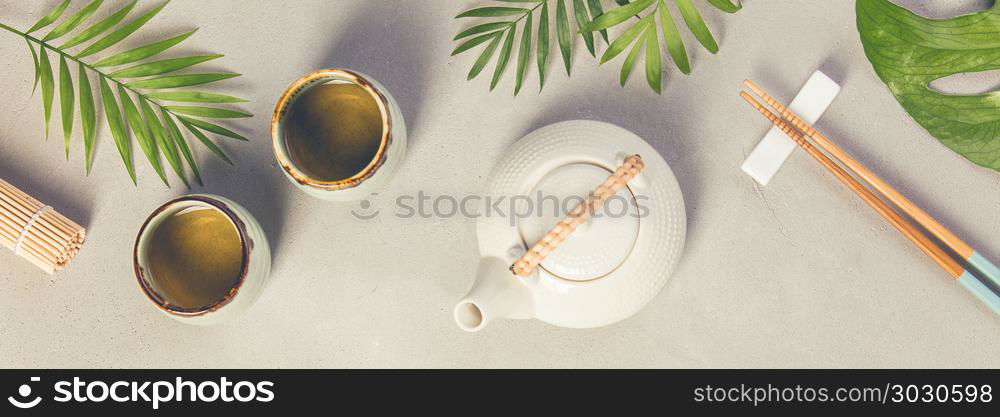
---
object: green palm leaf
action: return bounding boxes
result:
[178,116,247,141]
[126,73,240,90]
[454,0,740,94]
[161,109,202,185]
[454,22,512,40]
[490,27,517,90]
[573,0,596,56]
[675,0,718,53]
[2,0,248,186]
[452,32,503,56]
[109,55,223,78]
[457,7,530,18]
[707,0,741,13]
[643,24,662,93]
[92,30,196,67]
[58,55,75,157]
[163,106,252,119]
[43,0,104,42]
[537,1,550,91]
[60,0,136,49]
[27,40,40,93]
[583,0,655,31]
[600,14,650,64]
[78,63,96,173]
[467,33,503,80]
[118,85,167,186]
[26,0,71,34]
[77,1,168,58]
[142,98,188,188]
[588,0,736,92]
[144,91,246,104]
[514,12,533,96]
[38,47,55,139]
[98,76,135,183]
[179,118,234,164]
[555,0,572,74]
[620,31,645,86]
[454,0,619,93]
[586,0,610,43]
[657,0,689,74]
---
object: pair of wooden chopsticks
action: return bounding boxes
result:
[740,80,1000,316]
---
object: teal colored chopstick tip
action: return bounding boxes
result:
[957,271,1000,316]
[967,251,1000,291]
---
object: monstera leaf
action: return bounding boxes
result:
[857,0,1000,171]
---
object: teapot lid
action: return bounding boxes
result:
[516,163,640,281]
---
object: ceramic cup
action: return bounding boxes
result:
[271,69,407,201]
[133,194,271,325]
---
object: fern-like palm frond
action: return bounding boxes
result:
[583,0,741,93]
[1,0,250,187]
[452,0,741,94]
[452,0,607,94]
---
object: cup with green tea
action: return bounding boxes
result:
[271,69,407,201]
[133,195,271,325]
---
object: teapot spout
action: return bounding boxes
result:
[454,257,534,332]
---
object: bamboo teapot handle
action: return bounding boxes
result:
[510,155,645,277]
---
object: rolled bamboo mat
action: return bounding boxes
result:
[0,178,85,274]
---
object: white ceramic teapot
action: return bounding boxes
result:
[454,121,687,331]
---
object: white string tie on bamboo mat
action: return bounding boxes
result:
[13,205,50,255]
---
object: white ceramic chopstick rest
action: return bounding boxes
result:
[741,70,841,185]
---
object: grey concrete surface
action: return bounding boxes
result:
[0,0,997,368]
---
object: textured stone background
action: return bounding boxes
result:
[0,0,997,367]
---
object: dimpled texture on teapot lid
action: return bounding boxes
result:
[516,163,640,281]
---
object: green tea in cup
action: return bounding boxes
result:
[144,205,243,309]
[283,82,384,182]
[271,69,407,201]
[134,195,271,325]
